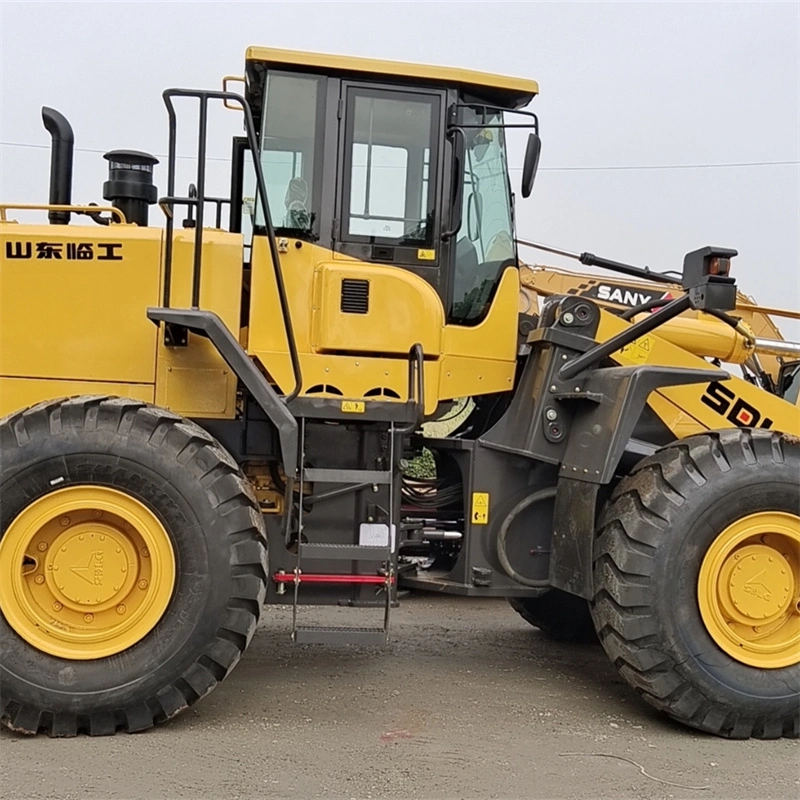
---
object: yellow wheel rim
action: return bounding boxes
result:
[698,511,800,669]
[0,486,176,660]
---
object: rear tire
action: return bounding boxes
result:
[591,429,799,739]
[0,396,268,736]
[509,590,597,643]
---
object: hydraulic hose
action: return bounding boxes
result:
[496,486,557,588]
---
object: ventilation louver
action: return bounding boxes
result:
[340,279,369,314]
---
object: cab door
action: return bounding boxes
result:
[333,82,447,294]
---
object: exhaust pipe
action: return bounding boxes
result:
[41,107,74,225]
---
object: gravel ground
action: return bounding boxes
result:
[1,594,797,800]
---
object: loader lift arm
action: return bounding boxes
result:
[516,239,796,392]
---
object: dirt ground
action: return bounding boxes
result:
[1,594,798,800]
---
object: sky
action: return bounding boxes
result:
[1,1,798,336]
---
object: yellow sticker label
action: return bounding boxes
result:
[620,336,653,364]
[471,492,489,525]
[417,248,436,261]
[341,401,365,413]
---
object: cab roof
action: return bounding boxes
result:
[245,47,538,109]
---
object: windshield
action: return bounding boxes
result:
[450,108,516,325]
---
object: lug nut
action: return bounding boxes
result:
[138,580,148,590]
[34,575,45,585]
[60,517,70,527]
[116,604,126,614]
[53,602,62,612]
[141,548,149,558]
[93,510,102,518]
[84,613,94,623]
[37,542,48,552]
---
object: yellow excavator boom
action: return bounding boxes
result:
[519,262,795,385]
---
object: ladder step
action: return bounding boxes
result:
[304,468,391,485]
[294,626,387,646]
[299,543,391,561]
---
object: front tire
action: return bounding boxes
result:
[591,429,799,739]
[0,396,268,736]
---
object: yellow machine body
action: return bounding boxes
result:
[597,311,800,437]
[2,213,797,437]
[0,219,519,419]
[0,222,242,418]
[246,240,518,414]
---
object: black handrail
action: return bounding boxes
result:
[160,194,231,229]
[159,88,303,402]
[399,344,425,434]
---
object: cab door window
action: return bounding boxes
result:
[339,87,441,256]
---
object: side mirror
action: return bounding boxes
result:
[778,360,800,404]
[466,191,483,242]
[521,133,541,198]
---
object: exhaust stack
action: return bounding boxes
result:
[41,107,74,225]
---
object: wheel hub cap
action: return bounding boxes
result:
[722,544,793,623]
[698,512,800,669]
[49,524,135,610]
[0,486,176,660]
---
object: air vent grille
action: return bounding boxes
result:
[340,279,370,314]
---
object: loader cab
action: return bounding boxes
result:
[232,48,539,325]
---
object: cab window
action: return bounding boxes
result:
[450,106,516,325]
[255,71,325,240]
[341,88,440,246]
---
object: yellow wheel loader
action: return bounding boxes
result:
[0,47,798,739]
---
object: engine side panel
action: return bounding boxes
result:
[0,225,162,412]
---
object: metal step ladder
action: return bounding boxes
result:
[291,419,396,646]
